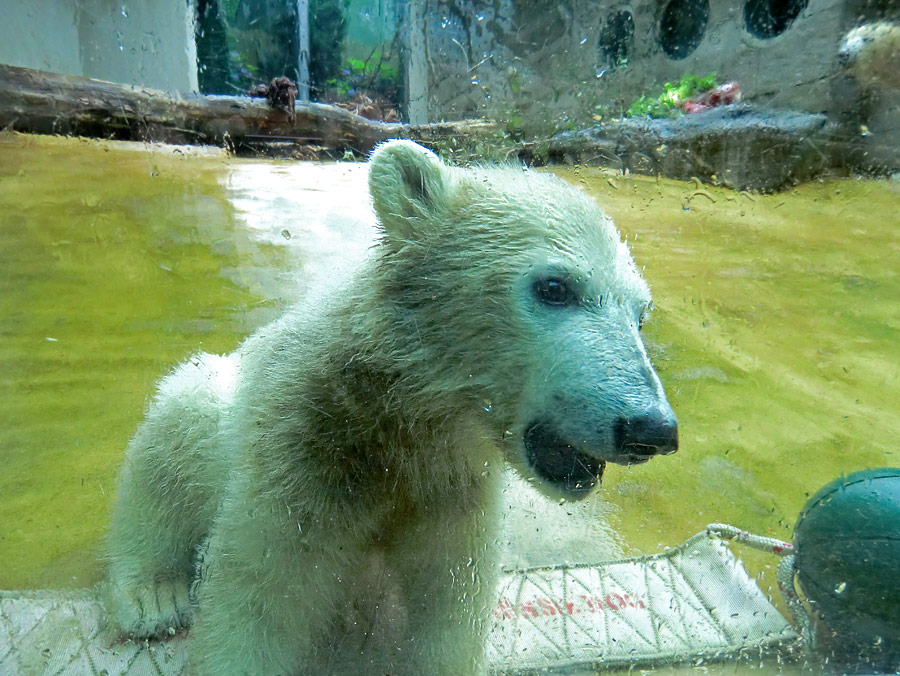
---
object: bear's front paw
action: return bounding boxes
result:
[107,578,193,638]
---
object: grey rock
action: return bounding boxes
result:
[546,104,839,192]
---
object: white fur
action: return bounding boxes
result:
[839,22,900,89]
[106,141,675,675]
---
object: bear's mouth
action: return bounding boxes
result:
[523,421,605,498]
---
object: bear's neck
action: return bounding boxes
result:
[308,331,493,505]
[256,294,496,512]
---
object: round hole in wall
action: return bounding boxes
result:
[658,0,709,60]
[743,0,808,39]
[599,10,635,69]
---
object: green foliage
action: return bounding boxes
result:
[309,0,349,91]
[626,73,718,118]
[325,50,400,99]
[196,0,349,94]
[505,115,525,137]
[347,53,399,82]
[507,69,522,95]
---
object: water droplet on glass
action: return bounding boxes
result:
[116,32,124,50]
[482,400,492,412]
[120,4,128,17]
[476,14,484,21]
[835,581,847,594]
[595,69,606,79]
[580,36,588,45]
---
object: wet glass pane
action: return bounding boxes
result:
[1,1,898,674]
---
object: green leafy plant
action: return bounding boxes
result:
[325,50,400,99]
[626,73,717,118]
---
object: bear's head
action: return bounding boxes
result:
[368,140,677,500]
[838,22,900,90]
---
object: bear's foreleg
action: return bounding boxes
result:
[106,499,194,639]
[187,482,369,675]
[106,354,235,638]
[384,504,498,676]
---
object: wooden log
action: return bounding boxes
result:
[0,64,499,156]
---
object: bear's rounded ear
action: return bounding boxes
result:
[368,140,449,241]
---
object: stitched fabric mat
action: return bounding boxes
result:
[0,531,797,675]
[486,531,797,674]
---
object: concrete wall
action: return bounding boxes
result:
[78,0,198,93]
[419,0,891,132]
[1,0,198,93]
[0,0,82,77]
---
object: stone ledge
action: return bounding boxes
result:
[544,104,840,192]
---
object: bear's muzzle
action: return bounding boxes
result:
[523,421,605,498]
[523,411,677,497]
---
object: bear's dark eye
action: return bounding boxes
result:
[534,277,574,307]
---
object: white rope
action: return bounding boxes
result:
[777,554,813,647]
[705,523,794,555]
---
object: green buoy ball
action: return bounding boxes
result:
[794,468,900,658]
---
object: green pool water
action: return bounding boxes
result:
[0,133,285,588]
[1,133,898,616]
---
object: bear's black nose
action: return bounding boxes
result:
[613,414,678,463]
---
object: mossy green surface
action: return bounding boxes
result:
[0,133,282,589]
[2,133,898,615]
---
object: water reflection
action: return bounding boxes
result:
[225,160,376,301]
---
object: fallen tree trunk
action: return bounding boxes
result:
[0,64,498,156]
